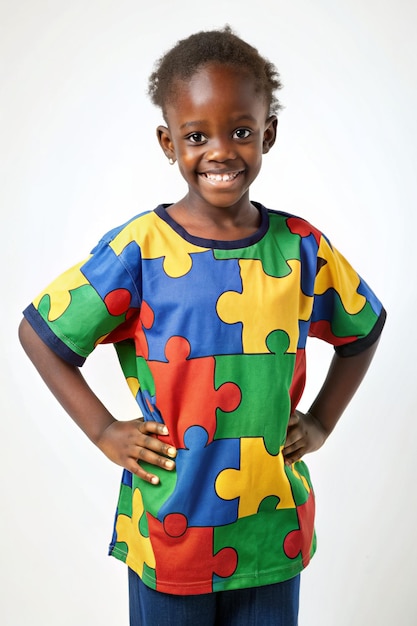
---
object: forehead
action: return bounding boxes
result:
[165,63,268,122]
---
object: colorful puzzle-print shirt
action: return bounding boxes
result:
[24,203,386,595]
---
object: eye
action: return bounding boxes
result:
[233,128,251,139]
[186,132,207,144]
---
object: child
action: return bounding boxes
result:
[19,26,386,626]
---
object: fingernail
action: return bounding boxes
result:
[151,476,160,485]
[167,446,176,457]
[161,426,169,435]
[165,459,175,469]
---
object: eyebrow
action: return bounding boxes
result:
[179,120,206,130]
[179,114,259,131]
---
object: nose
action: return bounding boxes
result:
[205,136,237,162]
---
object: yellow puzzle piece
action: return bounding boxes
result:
[33,259,90,321]
[315,238,366,314]
[115,488,156,575]
[216,259,312,354]
[216,438,296,518]
[110,213,208,278]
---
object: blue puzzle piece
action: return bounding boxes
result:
[357,277,384,316]
[121,469,132,487]
[298,319,310,349]
[157,426,240,527]
[136,389,164,424]
[299,232,320,297]
[310,288,339,324]
[81,240,142,308]
[142,251,243,361]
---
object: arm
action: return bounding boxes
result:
[283,338,380,465]
[18,317,176,483]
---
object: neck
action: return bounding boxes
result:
[167,195,261,241]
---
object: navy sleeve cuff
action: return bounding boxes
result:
[23,304,87,367]
[335,307,387,358]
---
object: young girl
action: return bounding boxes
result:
[19,26,386,625]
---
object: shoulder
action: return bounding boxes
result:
[94,209,158,249]
[266,207,323,243]
[262,206,325,263]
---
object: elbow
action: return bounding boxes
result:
[18,317,29,350]
[18,317,39,358]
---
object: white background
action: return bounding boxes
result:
[1,1,416,624]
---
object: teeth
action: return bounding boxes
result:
[204,171,240,182]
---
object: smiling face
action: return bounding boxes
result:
[157,63,277,218]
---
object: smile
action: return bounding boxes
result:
[200,170,243,183]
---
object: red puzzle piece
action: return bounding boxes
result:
[147,512,237,594]
[148,336,241,449]
[103,299,154,358]
[283,494,316,566]
[309,319,357,347]
[286,216,321,245]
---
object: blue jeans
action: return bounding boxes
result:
[128,568,300,626]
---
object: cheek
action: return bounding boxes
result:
[180,151,195,165]
[246,147,263,171]
[242,140,263,160]
[177,150,200,173]
[176,154,199,183]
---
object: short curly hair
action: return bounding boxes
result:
[148,26,283,116]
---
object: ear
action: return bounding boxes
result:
[262,115,278,154]
[157,125,176,163]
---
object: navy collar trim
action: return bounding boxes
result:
[154,202,269,250]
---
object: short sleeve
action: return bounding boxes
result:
[23,233,143,366]
[308,235,386,356]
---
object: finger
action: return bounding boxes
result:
[125,447,176,484]
[283,436,305,459]
[283,430,300,449]
[284,454,302,466]
[126,459,161,485]
[136,445,176,471]
[138,419,170,437]
[137,424,177,459]
[287,413,300,428]
[283,444,305,466]
[136,433,177,460]
[283,424,304,450]
[283,441,300,458]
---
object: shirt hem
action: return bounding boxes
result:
[109,544,315,595]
